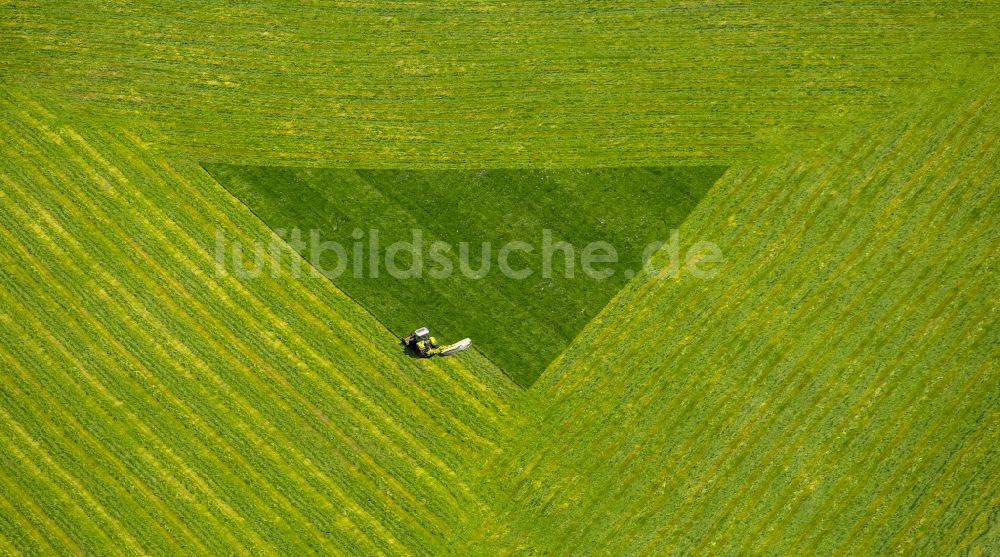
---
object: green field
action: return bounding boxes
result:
[1,2,998,556]
[205,165,722,386]
[469,75,1000,555]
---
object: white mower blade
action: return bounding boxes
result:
[440,338,472,356]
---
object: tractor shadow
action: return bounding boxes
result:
[400,344,424,359]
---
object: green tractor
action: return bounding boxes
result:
[402,326,472,358]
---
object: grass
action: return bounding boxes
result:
[204,165,723,386]
[0,88,518,554]
[1,2,998,555]
[470,75,1000,554]
[2,3,994,166]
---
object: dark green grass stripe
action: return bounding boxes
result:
[206,164,720,387]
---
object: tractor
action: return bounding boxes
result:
[402,326,471,358]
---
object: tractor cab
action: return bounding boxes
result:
[412,327,431,343]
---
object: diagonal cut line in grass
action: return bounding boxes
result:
[205,166,725,387]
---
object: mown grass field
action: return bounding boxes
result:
[3,2,995,167]
[0,88,518,554]
[205,165,721,386]
[1,1,998,556]
[469,73,999,555]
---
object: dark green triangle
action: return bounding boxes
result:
[205,166,724,387]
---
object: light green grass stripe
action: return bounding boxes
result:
[0,139,382,552]
[0,346,194,555]
[720,255,996,555]
[7,2,994,165]
[0,449,76,555]
[0,514,27,557]
[757,126,998,556]
[686,169,998,555]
